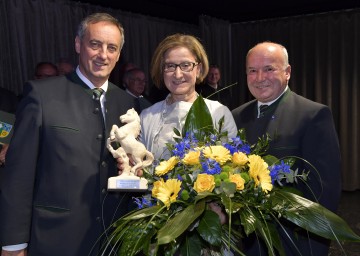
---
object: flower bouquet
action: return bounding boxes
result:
[100,96,360,256]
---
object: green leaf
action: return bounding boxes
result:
[173,127,181,137]
[157,200,206,245]
[118,218,156,255]
[264,223,285,256]
[262,154,279,166]
[240,208,279,256]
[254,220,284,256]
[251,133,271,155]
[197,210,222,246]
[222,194,243,214]
[239,207,257,235]
[194,191,215,203]
[221,181,237,197]
[161,242,179,256]
[123,205,162,220]
[271,190,360,242]
[237,128,247,142]
[182,95,213,139]
[179,231,203,256]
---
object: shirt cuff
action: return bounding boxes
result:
[2,243,28,251]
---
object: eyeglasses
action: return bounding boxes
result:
[129,78,147,84]
[163,62,198,73]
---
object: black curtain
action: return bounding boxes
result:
[0,0,198,96]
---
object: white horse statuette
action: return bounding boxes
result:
[106,108,153,190]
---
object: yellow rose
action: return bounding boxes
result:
[229,174,245,190]
[182,150,201,165]
[155,156,179,176]
[232,152,249,167]
[194,173,215,193]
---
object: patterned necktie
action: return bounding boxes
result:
[93,88,104,101]
[92,88,105,124]
[259,104,268,118]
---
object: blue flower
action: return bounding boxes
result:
[172,132,198,158]
[269,160,291,184]
[223,136,251,154]
[201,158,221,175]
[209,134,217,143]
[133,196,154,209]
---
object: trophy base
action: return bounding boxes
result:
[108,175,148,192]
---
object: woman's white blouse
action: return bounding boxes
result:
[139,96,238,160]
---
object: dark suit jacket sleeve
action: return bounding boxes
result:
[0,81,42,245]
[300,106,341,212]
[0,78,136,250]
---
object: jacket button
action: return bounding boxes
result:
[96,134,103,140]
[102,188,106,194]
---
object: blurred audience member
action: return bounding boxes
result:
[119,62,138,89]
[56,58,75,75]
[122,68,152,113]
[196,64,231,107]
[197,64,221,97]
[34,61,59,79]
